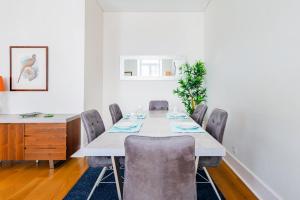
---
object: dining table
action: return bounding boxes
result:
[72,110,226,200]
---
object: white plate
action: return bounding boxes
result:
[123,113,131,119]
[176,122,199,129]
[114,121,137,129]
[170,112,186,116]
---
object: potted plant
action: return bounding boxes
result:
[173,60,207,115]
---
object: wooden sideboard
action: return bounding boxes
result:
[0,114,80,168]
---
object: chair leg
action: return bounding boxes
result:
[87,167,107,200]
[203,167,222,200]
[196,172,209,182]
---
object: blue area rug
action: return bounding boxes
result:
[64,168,225,200]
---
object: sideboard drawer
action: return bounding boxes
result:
[24,123,66,147]
[25,147,66,160]
[25,135,66,146]
[25,123,66,135]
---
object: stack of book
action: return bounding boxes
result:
[19,112,42,118]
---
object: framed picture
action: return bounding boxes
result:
[10,46,48,91]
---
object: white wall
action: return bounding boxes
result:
[102,12,204,126]
[83,0,103,145]
[84,0,103,112]
[205,0,300,199]
[0,0,85,114]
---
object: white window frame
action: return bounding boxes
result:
[120,55,185,81]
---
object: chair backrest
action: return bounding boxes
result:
[123,135,196,200]
[109,103,123,124]
[81,109,105,143]
[149,100,169,111]
[191,104,208,126]
[206,108,228,143]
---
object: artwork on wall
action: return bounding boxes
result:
[10,46,48,91]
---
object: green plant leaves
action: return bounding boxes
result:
[173,60,207,115]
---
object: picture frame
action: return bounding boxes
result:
[10,46,48,91]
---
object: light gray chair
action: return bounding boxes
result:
[81,109,113,200]
[123,135,196,200]
[109,103,123,124]
[191,104,208,126]
[149,100,169,111]
[109,103,126,166]
[198,108,228,200]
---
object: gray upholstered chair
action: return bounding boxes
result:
[81,110,113,200]
[190,104,208,126]
[109,103,123,124]
[109,103,126,166]
[149,100,169,111]
[198,108,228,200]
[123,135,196,200]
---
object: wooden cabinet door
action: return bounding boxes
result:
[8,124,24,160]
[0,124,8,160]
[0,124,24,160]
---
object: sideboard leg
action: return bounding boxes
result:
[49,160,54,169]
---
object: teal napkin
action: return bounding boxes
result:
[124,113,146,119]
[171,124,205,133]
[108,122,143,133]
[167,112,188,119]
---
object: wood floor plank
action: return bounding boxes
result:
[0,159,256,200]
[208,161,258,200]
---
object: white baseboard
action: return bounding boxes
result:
[223,151,282,200]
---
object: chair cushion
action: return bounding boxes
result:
[206,108,228,143]
[149,100,169,111]
[109,104,123,124]
[88,156,112,168]
[199,108,228,168]
[81,110,110,168]
[190,104,208,126]
[123,135,196,200]
[81,110,105,143]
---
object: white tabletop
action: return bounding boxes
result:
[72,111,226,157]
[0,114,80,123]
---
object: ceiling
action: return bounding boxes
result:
[97,0,212,12]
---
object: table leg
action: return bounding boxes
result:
[195,156,200,200]
[195,156,199,174]
[204,167,222,200]
[111,156,123,200]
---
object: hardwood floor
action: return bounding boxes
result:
[0,159,257,200]
[0,159,88,200]
[208,161,258,200]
